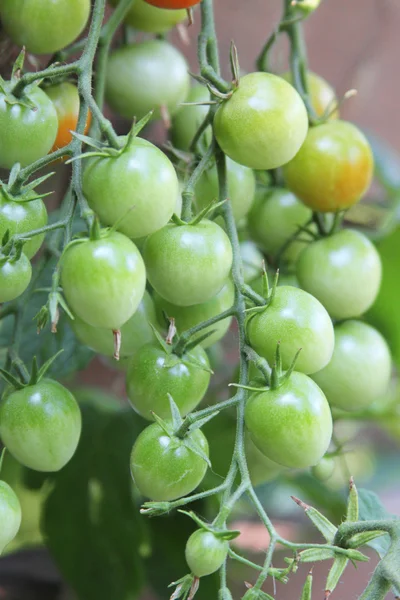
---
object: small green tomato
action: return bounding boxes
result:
[185,529,229,577]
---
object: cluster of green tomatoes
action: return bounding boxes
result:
[0,0,392,582]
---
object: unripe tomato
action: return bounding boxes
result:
[245,433,284,486]
[195,157,256,223]
[297,229,382,320]
[280,71,338,119]
[83,137,179,239]
[0,380,82,472]
[311,457,335,481]
[0,481,22,554]
[248,187,312,263]
[45,82,91,152]
[283,121,374,212]
[0,84,58,169]
[0,0,90,55]
[214,72,308,170]
[0,252,32,303]
[70,291,158,358]
[130,422,209,501]
[312,321,392,412]
[153,280,235,348]
[245,373,333,468]
[291,0,321,16]
[110,0,186,33]
[144,221,233,307]
[185,530,229,577]
[172,85,212,152]
[247,286,334,375]
[61,231,146,330]
[106,41,190,121]
[0,191,48,260]
[239,241,264,284]
[145,0,201,8]
[126,343,210,420]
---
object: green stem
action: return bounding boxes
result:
[173,306,235,355]
[181,142,215,221]
[12,62,80,98]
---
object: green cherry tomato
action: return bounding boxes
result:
[61,231,146,330]
[70,291,158,358]
[0,84,58,169]
[106,40,190,121]
[171,85,212,152]
[185,530,229,578]
[214,72,308,170]
[130,422,209,501]
[283,121,374,212]
[110,0,186,33]
[83,137,179,239]
[247,286,334,375]
[0,0,90,54]
[195,157,256,223]
[248,187,312,263]
[0,252,32,303]
[0,481,22,554]
[144,220,233,307]
[311,457,335,481]
[0,379,82,472]
[126,343,210,420]
[245,373,333,468]
[312,321,392,412]
[239,241,264,284]
[297,229,382,320]
[0,191,48,260]
[153,280,235,348]
[281,71,338,119]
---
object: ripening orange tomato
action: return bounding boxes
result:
[144,0,201,8]
[45,82,91,152]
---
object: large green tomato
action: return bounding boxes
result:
[144,221,233,306]
[312,321,392,412]
[297,229,382,319]
[0,191,48,259]
[195,157,256,223]
[83,137,179,239]
[214,72,308,170]
[245,373,333,468]
[70,291,157,358]
[283,121,374,212]
[0,480,22,554]
[126,343,210,420]
[239,241,264,284]
[110,0,186,33]
[281,71,338,119]
[171,85,212,152]
[0,0,90,54]
[248,187,312,263]
[105,40,190,121]
[130,422,209,501]
[0,84,58,169]
[61,231,146,330]
[247,286,334,375]
[153,280,235,348]
[0,379,82,472]
[0,252,32,303]
[185,530,229,578]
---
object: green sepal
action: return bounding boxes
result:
[35,349,64,383]
[140,501,173,517]
[346,477,359,522]
[168,573,197,600]
[229,383,268,393]
[347,530,387,550]
[292,496,337,543]
[126,111,154,146]
[299,548,335,563]
[190,198,227,226]
[325,555,348,598]
[168,394,184,431]
[0,368,24,391]
[149,323,171,354]
[150,412,173,438]
[178,511,239,541]
[0,448,6,475]
[12,49,26,80]
[185,411,220,436]
[163,354,182,369]
[7,163,21,189]
[300,569,313,600]
[182,353,214,375]
[182,436,211,468]
[229,41,240,87]
[342,549,369,563]
[183,330,218,355]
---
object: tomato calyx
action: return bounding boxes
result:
[0,49,42,106]
[179,509,240,541]
[0,233,27,265]
[168,573,198,600]
[0,349,64,392]
[1,165,55,203]
[151,318,215,368]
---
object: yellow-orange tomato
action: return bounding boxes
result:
[144,0,200,8]
[45,82,91,152]
[280,71,338,119]
[283,120,374,212]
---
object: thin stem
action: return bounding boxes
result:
[173,306,235,355]
[12,62,80,97]
[181,142,215,221]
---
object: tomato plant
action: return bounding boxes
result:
[185,530,229,577]
[110,0,186,32]
[45,82,91,152]
[0,480,22,554]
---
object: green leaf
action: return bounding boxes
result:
[358,489,394,559]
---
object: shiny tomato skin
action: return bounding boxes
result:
[171,85,212,152]
[214,72,308,170]
[145,0,201,8]
[61,232,146,330]
[0,84,58,169]
[130,423,209,501]
[0,0,90,55]
[239,241,264,284]
[83,137,179,239]
[45,82,91,151]
[245,373,333,468]
[110,0,186,33]
[105,40,190,121]
[312,321,392,412]
[0,379,82,472]
[297,229,382,319]
[0,481,22,554]
[0,253,32,303]
[283,120,374,212]
[247,286,334,375]
[126,343,210,420]
[0,191,48,260]
[185,530,229,578]
[153,280,235,348]
[144,220,233,307]
[195,157,256,223]
[281,71,338,119]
